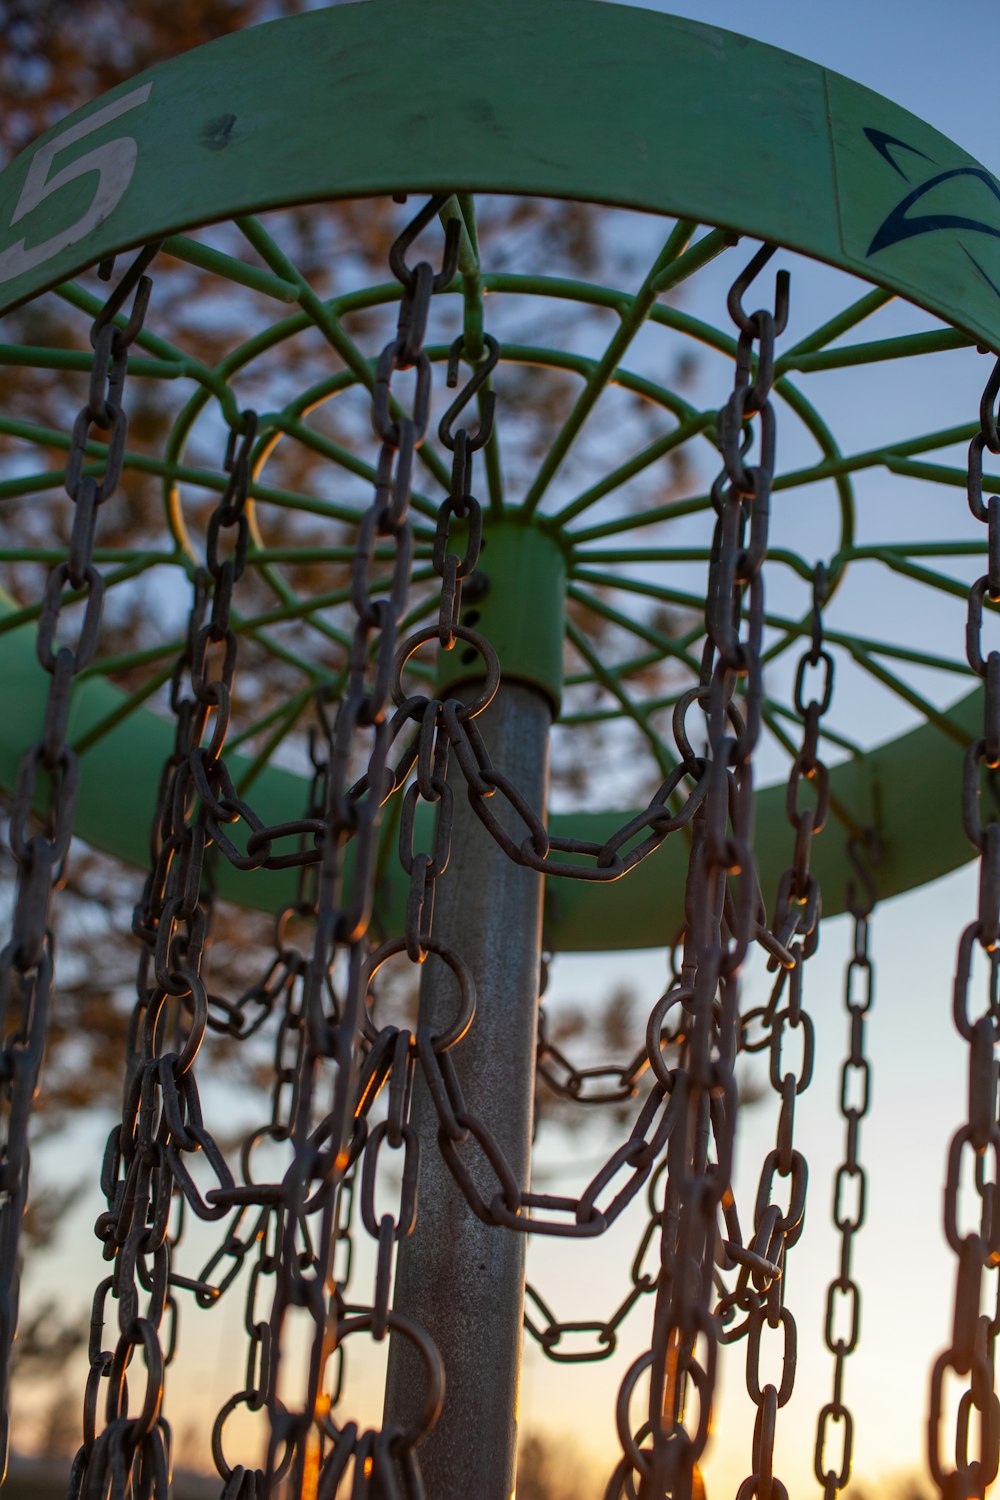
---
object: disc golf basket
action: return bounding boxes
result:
[1,2,1000,1497]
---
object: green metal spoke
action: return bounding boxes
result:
[563,612,705,689]
[0,548,173,567]
[574,567,973,677]
[231,587,360,639]
[0,344,183,380]
[885,454,1000,494]
[845,645,970,748]
[72,662,177,757]
[777,286,893,364]
[859,539,994,559]
[566,582,702,678]
[855,548,981,603]
[565,366,855,550]
[259,390,438,528]
[235,686,317,796]
[162,233,299,303]
[522,220,708,516]
[0,468,72,503]
[765,698,865,758]
[551,410,715,530]
[249,554,353,657]
[0,555,171,636]
[493,342,700,416]
[571,544,816,581]
[153,292,471,558]
[230,566,438,636]
[560,697,675,727]
[779,326,971,375]
[775,420,979,494]
[0,414,363,527]
[226,684,323,754]
[54,280,243,428]
[236,215,453,493]
[79,637,185,680]
[564,617,676,778]
[240,625,333,686]
[245,545,428,564]
[565,486,717,547]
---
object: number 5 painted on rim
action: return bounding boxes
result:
[0,83,152,286]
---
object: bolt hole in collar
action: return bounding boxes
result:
[0,0,998,951]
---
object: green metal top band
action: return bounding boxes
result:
[1,0,999,348]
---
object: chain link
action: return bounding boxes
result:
[814,834,878,1498]
[72,390,261,1498]
[604,243,790,1500]
[7,217,938,1500]
[728,561,829,1500]
[0,245,158,1480]
[928,354,1000,1500]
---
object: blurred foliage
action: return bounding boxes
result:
[515,1430,592,1500]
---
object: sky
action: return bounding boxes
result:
[9,0,1000,1496]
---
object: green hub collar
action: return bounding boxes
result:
[437,518,566,715]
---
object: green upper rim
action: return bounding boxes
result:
[2,0,1000,347]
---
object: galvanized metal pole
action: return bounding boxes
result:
[384,678,550,1500]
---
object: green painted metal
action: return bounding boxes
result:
[0,0,999,350]
[0,583,980,947]
[437,520,567,713]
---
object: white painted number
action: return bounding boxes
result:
[0,82,152,286]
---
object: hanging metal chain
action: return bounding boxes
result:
[729,563,830,1500]
[250,195,462,1500]
[524,1161,664,1365]
[0,245,157,1483]
[604,244,789,1500]
[814,833,878,1498]
[928,355,1000,1500]
[536,1004,651,1107]
[191,732,335,1500]
[71,400,263,1500]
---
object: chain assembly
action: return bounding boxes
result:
[814,833,878,1499]
[43,225,809,1500]
[240,193,465,1499]
[603,244,790,1500]
[0,245,157,1482]
[70,391,262,1498]
[4,180,977,1500]
[725,561,830,1500]
[927,354,1000,1500]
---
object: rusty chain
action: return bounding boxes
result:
[814,834,878,1498]
[0,244,157,1484]
[602,244,790,1500]
[725,562,830,1500]
[7,215,944,1500]
[97,225,801,1500]
[927,353,1000,1500]
[235,193,465,1499]
[71,388,262,1497]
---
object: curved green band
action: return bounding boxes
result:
[1,0,999,350]
[0,598,978,949]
